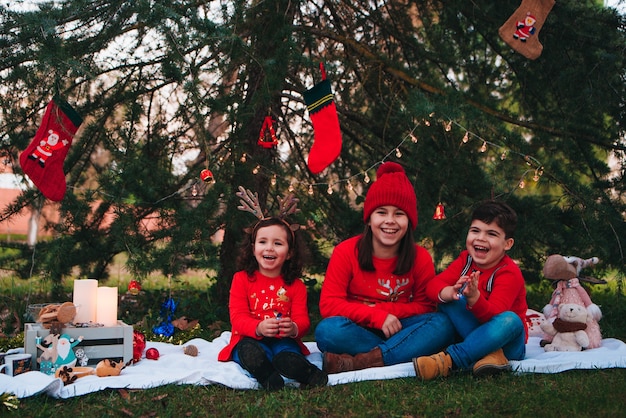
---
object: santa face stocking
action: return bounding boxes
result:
[19,97,83,201]
[498,0,555,60]
[303,63,342,174]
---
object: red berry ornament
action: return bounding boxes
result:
[146,347,160,360]
[128,280,141,295]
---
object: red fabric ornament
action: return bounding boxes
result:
[200,168,214,183]
[128,280,141,295]
[257,116,278,149]
[433,202,446,220]
[146,347,160,360]
[303,63,342,174]
[132,330,146,363]
[19,97,83,201]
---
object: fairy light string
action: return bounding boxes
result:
[64,115,544,206]
[243,115,544,198]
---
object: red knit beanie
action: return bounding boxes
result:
[363,162,418,229]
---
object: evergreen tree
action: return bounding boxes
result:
[0,1,624,307]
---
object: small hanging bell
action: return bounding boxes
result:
[200,169,215,184]
[432,202,446,220]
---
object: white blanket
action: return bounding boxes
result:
[2,332,626,399]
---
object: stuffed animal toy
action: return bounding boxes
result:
[540,303,590,352]
[541,254,602,348]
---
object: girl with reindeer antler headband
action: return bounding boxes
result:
[217,186,327,390]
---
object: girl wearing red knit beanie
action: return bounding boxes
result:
[315,162,456,373]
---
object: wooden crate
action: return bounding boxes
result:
[24,321,133,371]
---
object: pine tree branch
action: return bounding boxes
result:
[303,27,625,152]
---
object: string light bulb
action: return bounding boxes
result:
[271,174,277,186]
[308,185,314,195]
[480,141,487,153]
[395,148,402,158]
[327,184,333,195]
[410,133,418,143]
[252,165,260,174]
[462,132,469,143]
[240,153,247,163]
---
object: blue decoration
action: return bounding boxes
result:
[152,296,177,337]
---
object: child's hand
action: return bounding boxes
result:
[278,317,298,338]
[381,314,402,338]
[464,271,481,306]
[256,318,280,337]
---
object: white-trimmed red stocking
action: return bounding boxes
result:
[19,97,83,201]
[303,63,342,174]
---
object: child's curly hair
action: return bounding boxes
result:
[235,217,307,285]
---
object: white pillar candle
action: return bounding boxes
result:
[96,286,118,327]
[73,279,98,323]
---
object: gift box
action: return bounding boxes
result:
[24,321,133,371]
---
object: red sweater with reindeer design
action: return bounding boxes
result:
[218,270,311,361]
[319,235,437,330]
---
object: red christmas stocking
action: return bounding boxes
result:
[498,0,555,60]
[303,63,342,174]
[19,97,83,201]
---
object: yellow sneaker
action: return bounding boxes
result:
[412,351,452,380]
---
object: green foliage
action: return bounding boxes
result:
[0,0,624,308]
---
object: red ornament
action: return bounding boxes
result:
[128,280,141,295]
[200,168,215,183]
[257,116,279,149]
[146,347,160,360]
[433,202,446,220]
[132,330,146,363]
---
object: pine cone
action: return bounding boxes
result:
[183,345,198,357]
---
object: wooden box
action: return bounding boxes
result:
[24,321,133,371]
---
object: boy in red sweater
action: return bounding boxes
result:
[413,200,528,379]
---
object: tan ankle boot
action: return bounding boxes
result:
[473,349,511,377]
[412,351,452,380]
[323,347,384,374]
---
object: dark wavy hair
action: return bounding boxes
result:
[356,224,416,276]
[235,217,306,285]
[471,200,518,239]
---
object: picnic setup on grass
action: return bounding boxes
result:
[1,254,626,400]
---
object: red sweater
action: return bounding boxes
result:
[218,270,311,361]
[426,250,529,341]
[319,236,437,330]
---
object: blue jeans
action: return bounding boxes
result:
[232,337,301,366]
[439,299,526,370]
[315,312,456,366]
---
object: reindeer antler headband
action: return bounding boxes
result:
[236,186,301,234]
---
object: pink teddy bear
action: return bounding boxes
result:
[541,255,603,349]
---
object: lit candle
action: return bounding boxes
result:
[73,279,98,323]
[96,286,118,327]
